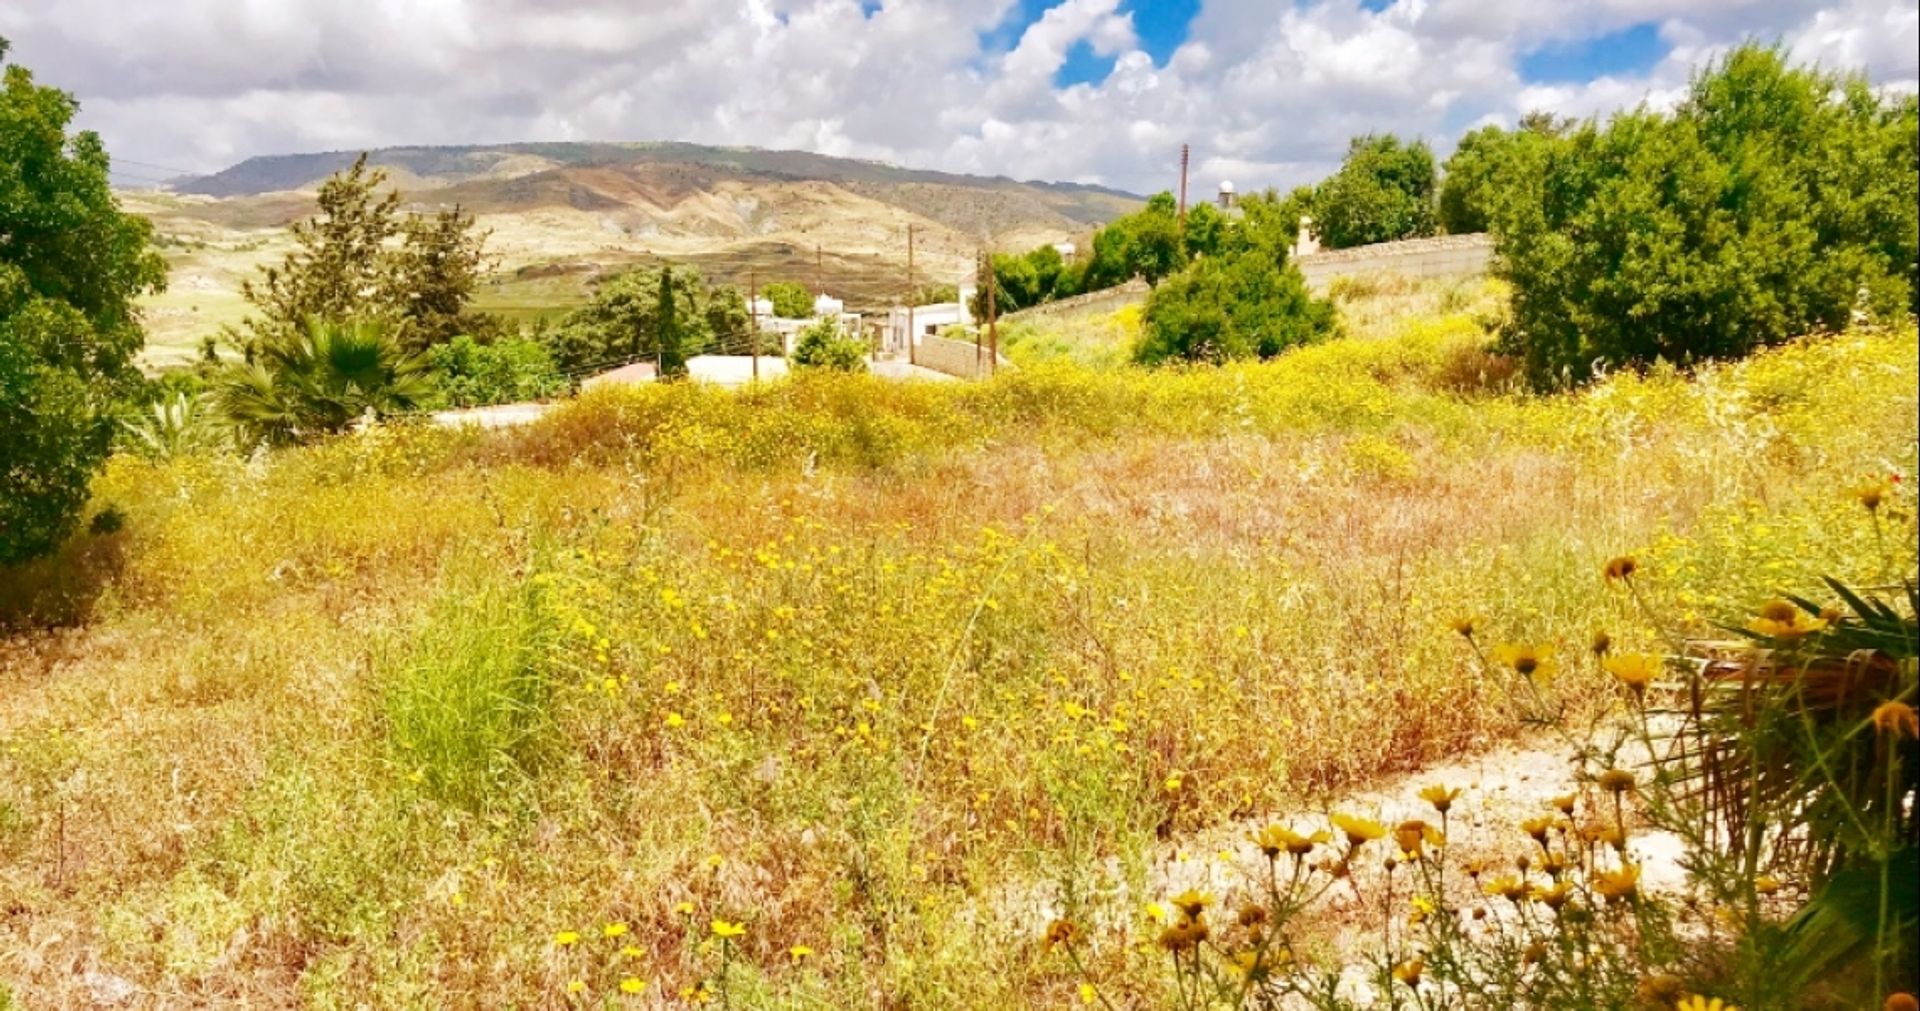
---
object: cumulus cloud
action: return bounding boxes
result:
[1,0,1913,195]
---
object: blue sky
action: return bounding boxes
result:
[2,0,1915,194]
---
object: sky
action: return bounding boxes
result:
[2,0,1915,196]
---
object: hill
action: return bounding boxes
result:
[128,143,1143,366]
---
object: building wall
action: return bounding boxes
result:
[1294,233,1492,291]
[999,278,1149,325]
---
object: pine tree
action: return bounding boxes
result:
[656,268,687,379]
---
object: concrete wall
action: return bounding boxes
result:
[1000,278,1149,325]
[913,332,1010,380]
[1295,233,1492,291]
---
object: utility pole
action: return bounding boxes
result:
[1177,142,1190,235]
[906,224,916,365]
[749,268,759,382]
[974,250,984,373]
[814,244,823,296]
[986,250,998,377]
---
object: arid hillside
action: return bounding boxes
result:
[126,142,1143,366]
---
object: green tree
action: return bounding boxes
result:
[234,154,493,353]
[1129,192,1187,285]
[655,267,687,380]
[1,37,167,564]
[423,335,566,408]
[1182,200,1229,259]
[1497,45,1919,386]
[762,281,813,318]
[214,319,434,447]
[1437,115,1566,235]
[385,203,495,351]
[1312,134,1438,249]
[541,265,715,374]
[789,317,868,371]
[1135,253,1335,365]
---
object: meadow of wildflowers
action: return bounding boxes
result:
[0,315,1912,1006]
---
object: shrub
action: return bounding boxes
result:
[1497,45,1919,387]
[424,334,568,408]
[790,318,869,372]
[1135,253,1336,365]
[213,318,435,447]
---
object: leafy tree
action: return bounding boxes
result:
[1183,200,1229,259]
[762,281,813,318]
[655,268,687,380]
[541,265,715,374]
[1497,45,1919,386]
[705,285,753,355]
[386,204,495,351]
[233,154,494,352]
[2,37,167,564]
[914,282,960,305]
[424,335,566,408]
[214,319,434,447]
[1437,115,1566,235]
[1135,253,1335,365]
[1129,192,1187,285]
[790,317,868,372]
[1312,134,1438,249]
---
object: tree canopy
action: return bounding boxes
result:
[2,38,167,563]
[762,280,813,318]
[232,155,494,354]
[541,265,741,374]
[1495,44,1919,386]
[1310,133,1439,250]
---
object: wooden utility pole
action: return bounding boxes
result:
[985,250,998,377]
[748,268,759,382]
[814,244,823,296]
[1177,142,1190,234]
[906,224,916,365]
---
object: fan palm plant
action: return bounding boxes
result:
[122,391,223,460]
[215,318,434,446]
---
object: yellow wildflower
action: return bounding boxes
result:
[1676,997,1738,1011]
[1394,819,1444,858]
[1748,599,1828,639]
[1449,615,1479,639]
[1603,555,1638,582]
[602,922,629,939]
[1253,824,1328,858]
[1604,653,1659,698]
[1595,864,1641,904]
[1041,918,1081,954]
[1484,875,1528,902]
[619,977,647,994]
[1636,974,1686,1005]
[1393,956,1424,986]
[1157,918,1209,952]
[1530,881,1574,911]
[1169,889,1212,920]
[1418,784,1460,815]
[710,920,746,940]
[1332,813,1387,848]
[1079,982,1098,1005]
[789,945,815,961]
[1871,700,1919,739]
[554,930,581,946]
[1492,643,1557,683]
[566,979,586,994]
[1597,768,1636,794]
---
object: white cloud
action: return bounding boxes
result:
[1,0,1913,195]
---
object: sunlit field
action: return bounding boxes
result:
[1,312,1913,1006]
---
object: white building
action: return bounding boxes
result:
[751,293,862,355]
[884,285,975,355]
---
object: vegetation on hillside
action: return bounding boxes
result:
[0,36,166,565]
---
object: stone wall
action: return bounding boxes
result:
[1294,233,1492,291]
[913,332,1011,380]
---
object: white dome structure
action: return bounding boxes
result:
[1216,179,1237,210]
[813,293,844,317]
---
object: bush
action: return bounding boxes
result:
[1497,45,1919,387]
[789,318,869,372]
[213,319,435,447]
[426,334,567,408]
[1135,253,1336,365]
